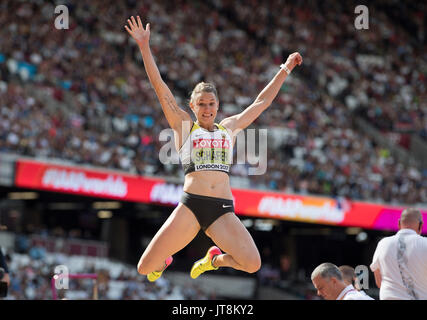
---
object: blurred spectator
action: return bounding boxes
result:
[0,247,10,296]
[5,250,210,300]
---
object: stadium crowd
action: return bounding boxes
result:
[0,0,426,205]
[3,248,212,300]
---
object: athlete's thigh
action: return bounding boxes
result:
[139,203,201,265]
[205,212,260,263]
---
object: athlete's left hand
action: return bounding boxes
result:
[284,52,303,72]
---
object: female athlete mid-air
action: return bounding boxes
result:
[125,16,302,282]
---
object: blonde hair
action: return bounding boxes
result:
[190,82,218,105]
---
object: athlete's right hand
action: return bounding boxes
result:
[125,16,150,47]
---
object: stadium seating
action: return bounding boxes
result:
[0,1,425,206]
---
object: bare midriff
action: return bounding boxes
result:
[183,170,233,200]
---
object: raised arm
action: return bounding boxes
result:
[220,52,302,133]
[125,16,191,130]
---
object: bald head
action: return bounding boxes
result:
[399,208,423,233]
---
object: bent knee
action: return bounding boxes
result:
[137,260,151,275]
[243,256,261,274]
[245,261,261,274]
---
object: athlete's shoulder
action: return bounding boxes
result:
[215,122,233,135]
[190,121,200,133]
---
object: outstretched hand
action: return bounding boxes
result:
[125,16,150,47]
[284,52,303,72]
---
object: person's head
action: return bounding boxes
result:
[311,263,347,300]
[339,265,356,287]
[189,82,219,129]
[399,208,423,234]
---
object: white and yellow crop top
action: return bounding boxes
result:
[179,122,233,175]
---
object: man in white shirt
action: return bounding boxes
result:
[311,263,374,300]
[370,208,427,300]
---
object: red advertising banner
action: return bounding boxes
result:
[15,159,162,203]
[15,159,427,233]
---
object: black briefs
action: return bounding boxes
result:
[180,191,235,231]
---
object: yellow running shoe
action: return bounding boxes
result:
[190,246,222,279]
[147,256,173,282]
